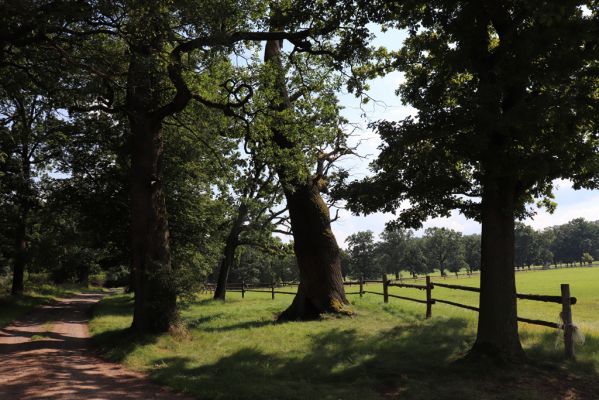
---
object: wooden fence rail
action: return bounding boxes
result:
[203,275,577,359]
[431,281,578,305]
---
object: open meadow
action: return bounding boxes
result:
[90,267,599,400]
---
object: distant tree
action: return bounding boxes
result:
[423,228,465,277]
[534,228,554,267]
[339,249,351,279]
[462,234,481,274]
[402,238,429,277]
[582,252,594,266]
[39,112,130,285]
[270,245,300,283]
[514,223,539,269]
[231,242,298,284]
[377,228,412,278]
[551,219,599,265]
[345,231,377,279]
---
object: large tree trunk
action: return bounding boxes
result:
[262,38,348,320]
[214,204,248,301]
[128,114,177,333]
[278,182,348,320]
[12,144,31,296]
[469,177,525,362]
[127,44,178,333]
[11,219,26,296]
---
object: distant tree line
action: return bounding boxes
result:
[343,218,599,280]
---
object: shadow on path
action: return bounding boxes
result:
[0,292,192,400]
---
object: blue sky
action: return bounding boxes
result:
[328,28,599,247]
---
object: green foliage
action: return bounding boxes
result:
[515,223,540,268]
[376,228,411,275]
[462,234,481,273]
[345,230,377,278]
[549,218,599,263]
[342,1,599,227]
[423,227,466,276]
[229,243,298,284]
[582,252,594,265]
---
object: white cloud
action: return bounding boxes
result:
[331,184,599,249]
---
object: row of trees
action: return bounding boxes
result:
[1,1,597,363]
[515,218,599,268]
[1,1,375,329]
[344,227,479,279]
[344,218,599,280]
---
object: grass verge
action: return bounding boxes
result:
[89,267,599,400]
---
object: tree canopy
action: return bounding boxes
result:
[341,0,599,361]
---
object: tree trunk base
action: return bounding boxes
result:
[213,291,226,301]
[464,340,527,365]
[277,284,352,321]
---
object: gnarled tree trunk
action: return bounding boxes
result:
[278,182,348,320]
[469,177,525,362]
[263,38,348,320]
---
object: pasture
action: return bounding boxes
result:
[89,267,599,400]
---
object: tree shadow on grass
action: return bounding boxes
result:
[524,328,599,375]
[92,327,161,363]
[194,319,275,332]
[92,294,134,317]
[185,314,225,329]
[93,297,599,400]
[146,317,599,400]
[143,318,496,400]
[90,295,162,362]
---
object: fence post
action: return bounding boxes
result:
[241,280,245,299]
[561,284,575,359]
[271,279,275,300]
[383,273,388,303]
[426,276,432,319]
[359,274,364,298]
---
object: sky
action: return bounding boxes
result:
[327,28,599,248]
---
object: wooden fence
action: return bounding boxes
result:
[203,275,578,359]
[203,281,297,299]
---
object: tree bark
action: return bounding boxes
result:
[214,204,248,301]
[262,38,348,320]
[278,182,348,320]
[469,177,525,362]
[11,220,26,296]
[127,47,177,333]
[128,114,177,333]
[11,139,31,296]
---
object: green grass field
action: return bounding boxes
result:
[89,267,599,400]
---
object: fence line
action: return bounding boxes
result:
[204,273,578,359]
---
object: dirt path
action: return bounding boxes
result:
[0,293,191,400]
